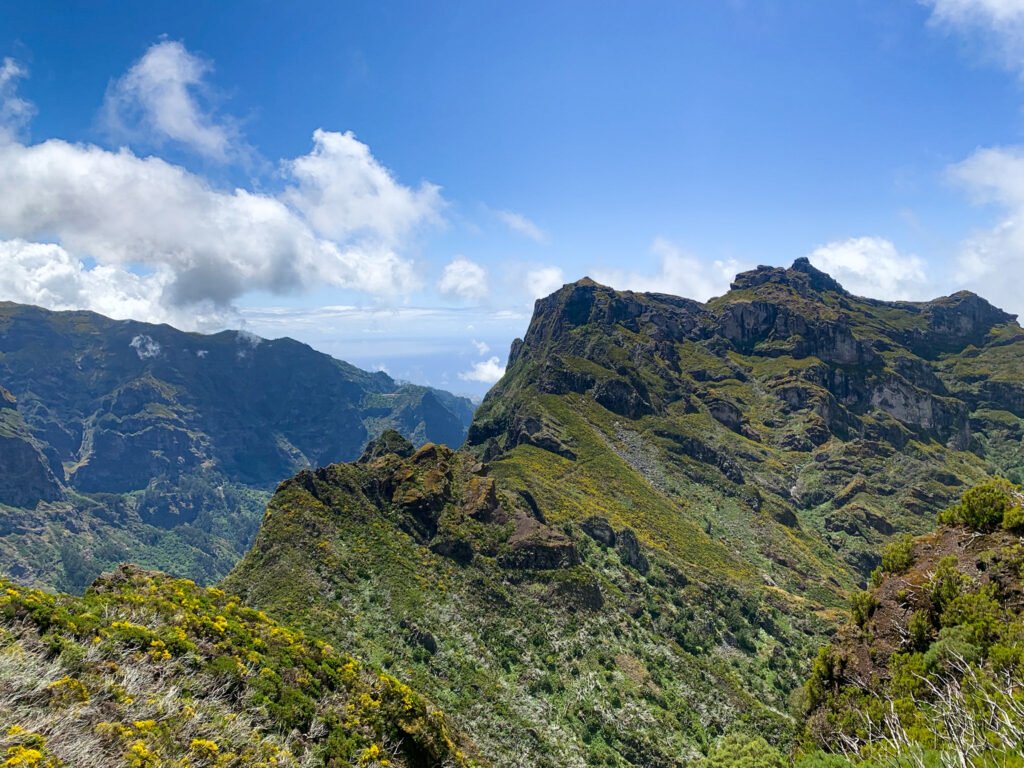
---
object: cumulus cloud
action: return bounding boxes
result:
[593,238,741,301]
[497,210,547,243]
[525,266,565,299]
[459,356,505,384]
[924,0,1024,74]
[947,146,1024,314]
[284,129,443,243]
[0,42,447,330]
[438,256,488,300]
[807,236,929,300]
[103,40,239,160]
[0,57,35,140]
[0,135,427,311]
[0,239,223,327]
[0,128,442,326]
[472,339,490,355]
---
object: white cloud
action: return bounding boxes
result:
[0,42,442,330]
[924,0,1024,74]
[284,128,443,244]
[459,356,505,383]
[103,40,238,160]
[947,146,1024,314]
[497,210,546,243]
[927,0,1024,25]
[472,339,490,355]
[130,334,161,359]
[525,266,565,299]
[0,58,35,140]
[807,236,929,300]
[0,239,226,327]
[0,130,434,326]
[593,238,740,302]
[438,256,488,300]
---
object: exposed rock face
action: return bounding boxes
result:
[0,386,63,507]
[581,516,616,547]
[468,260,1024,576]
[359,429,416,463]
[615,527,649,575]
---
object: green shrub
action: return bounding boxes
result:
[881,534,915,574]
[698,733,787,768]
[940,478,1023,531]
[850,590,878,630]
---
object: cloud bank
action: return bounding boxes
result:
[103,40,239,160]
[593,238,741,302]
[807,236,929,300]
[0,45,445,329]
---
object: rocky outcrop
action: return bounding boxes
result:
[0,387,63,507]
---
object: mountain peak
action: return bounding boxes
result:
[730,258,847,295]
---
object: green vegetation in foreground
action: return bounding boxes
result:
[796,478,1024,766]
[0,566,474,767]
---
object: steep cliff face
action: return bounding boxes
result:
[469,260,1021,577]
[0,302,475,590]
[0,386,63,508]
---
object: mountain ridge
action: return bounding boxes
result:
[0,300,476,591]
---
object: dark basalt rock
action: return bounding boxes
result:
[615,527,649,575]
[581,516,616,547]
[359,429,415,463]
[545,572,604,612]
[498,516,578,570]
[593,377,652,419]
[430,537,475,565]
[400,618,438,655]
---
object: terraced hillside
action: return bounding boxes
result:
[0,302,475,591]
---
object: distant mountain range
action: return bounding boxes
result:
[0,301,475,591]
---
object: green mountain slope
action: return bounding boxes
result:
[468,261,1022,578]
[0,302,475,592]
[224,261,1024,766]
[0,566,476,767]
[225,432,835,767]
[800,478,1024,766]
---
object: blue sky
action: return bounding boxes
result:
[2,1,1024,396]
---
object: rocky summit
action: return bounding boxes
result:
[0,301,475,591]
[470,259,1022,578]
